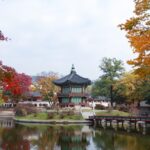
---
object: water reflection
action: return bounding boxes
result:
[0,124,149,150]
[0,118,14,128]
[92,129,150,150]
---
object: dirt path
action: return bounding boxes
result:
[0,110,15,117]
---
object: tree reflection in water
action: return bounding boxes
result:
[0,124,31,150]
[93,128,150,150]
[0,124,149,150]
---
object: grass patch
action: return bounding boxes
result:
[81,109,92,112]
[61,114,83,120]
[16,112,48,120]
[15,112,83,120]
[95,110,129,116]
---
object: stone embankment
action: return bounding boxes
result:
[14,118,91,124]
[0,110,15,118]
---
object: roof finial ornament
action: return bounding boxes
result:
[71,64,76,73]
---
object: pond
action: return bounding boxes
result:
[0,120,149,150]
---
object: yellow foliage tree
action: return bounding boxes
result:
[116,72,150,102]
[34,73,60,103]
[116,73,141,102]
[119,0,150,78]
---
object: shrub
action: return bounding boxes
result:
[48,112,54,119]
[60,113,64,119]
[68,110,74,115]
[15,104,37,116]
[116,105,129,112]
[61,110,75,116]
[95,104,105,110]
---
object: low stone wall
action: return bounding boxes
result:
[0,110,15,117]
[14,118,91,124]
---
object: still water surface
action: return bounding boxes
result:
[0,121,149,150]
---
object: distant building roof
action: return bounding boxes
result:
[29,91,41,97]
[31,76,41,83]
[53,65,91,86]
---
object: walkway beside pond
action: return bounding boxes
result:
[88,115,150,134]
[0,110,15,117]
[81,111,94,119]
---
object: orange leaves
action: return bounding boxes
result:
[120,0,150,78]
[134,0,150,15]
[134,67,150,78]
[34,73,59,100]
[129,32,150,52]
[119,17,140,31]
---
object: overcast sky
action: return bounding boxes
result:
[0,0,135,80]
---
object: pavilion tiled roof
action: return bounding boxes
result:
[53,65,91,86]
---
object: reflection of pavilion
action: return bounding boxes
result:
[58,133,88,150]
[0,118,14,128]
[57,126,92,150]
[0,125,94,150]
[23,127,91,150]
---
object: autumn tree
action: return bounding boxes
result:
[0,61,32,101]
[34,72,59,103]
[3,73,32,100]
[115,72,150,103]
[0,62,15,102]
[115,73,140,102]
[0,61,15,79]
[0,62,15,99]
[119,0,150,78]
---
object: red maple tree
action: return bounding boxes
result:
[0,61,32,100]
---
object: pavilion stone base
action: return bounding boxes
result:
[60,103,88,107]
